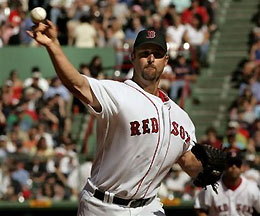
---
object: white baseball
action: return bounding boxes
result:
[30,7,47,23]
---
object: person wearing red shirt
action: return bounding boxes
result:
[181,0,209,25]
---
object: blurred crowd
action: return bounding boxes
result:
[0,65,86,202]
[158,3,260,202]
[0,0,258,206]
[0,0,220,101]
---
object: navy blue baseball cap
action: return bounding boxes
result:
[226,150,243,167]
[134,29,167,53]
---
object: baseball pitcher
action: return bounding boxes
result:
[27,21,225,216]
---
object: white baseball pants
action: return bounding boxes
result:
[77,189,166,216]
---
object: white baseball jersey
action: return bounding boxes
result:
[84,77,196,199]
[194,176,260,216]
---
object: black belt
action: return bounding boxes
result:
[93,189,154,208]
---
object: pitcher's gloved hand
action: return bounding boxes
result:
[191,142,226,194]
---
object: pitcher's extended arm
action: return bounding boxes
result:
[27,20,101,111]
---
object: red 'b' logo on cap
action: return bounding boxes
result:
[146,30,156,39]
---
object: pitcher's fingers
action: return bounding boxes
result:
[31,24,38,31]
[26,30,34,38]
[46,20,55,28]
[35,31,43,37]
[32,22,48,32]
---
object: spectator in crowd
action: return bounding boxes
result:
[166,13,186,59]
[0,20,13,46]
[159,62,174,94]
[13,99,38,132]
[40,94,68,141]
[251,6,260,45]
[239,70,260,103]
[200,0,218,33]
[0,24,3,47]
[53,182,66,201]
[19,10,34,45]
[200,127,222,150]
[8,69,23,103]
[125,16,144,46]
[49,0,73,26]
[163,3,177,25]
[249,38,260,61]
[248,128,260,154]
[2,164,22,201]
[73,15,97,48]
[44,76,70,102]
[7,3,23,45]
[110,17,125,43]
[38,97,60,133]
[1,80,18,106]
[0,135,8,160]
[55,137,78,176]
[7,122,27,148]
[66,0,90,45]
[169,53,197,101]
[55,7,70,45]
[184,13,210,67]
[79,63,91,77]
[36,123,55,150]
[107,0,129,24]
[232,60,258,89]
[149,13,165,34]
[93,17,107,48]
[242,87,257,111]
[242,159,260,186]
[104,18,125,68]
[22,126,38,153]
[22,87,43,114]
[181,0,209,25]
[28,0,49,11]
[166,1,191,14]
[239,98,257,125]
[88,55,104,79]
[32,136,53,158]
[0,2,8,25]
[11,160,30,187]
[0,100,7,135]
[23,66,49,93]
[250,119,260,152]
[161,164,191,199]
[222,121,250,151]
[0,162,11,199]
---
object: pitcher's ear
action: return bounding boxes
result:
[165,54,169,65]
[130,52,135,62]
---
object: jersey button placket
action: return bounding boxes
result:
[155,104,171,168]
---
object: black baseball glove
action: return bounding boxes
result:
[191,142,226,194]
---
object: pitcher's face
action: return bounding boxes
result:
[132,44,168,83]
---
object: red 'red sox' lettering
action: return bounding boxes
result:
[142,119,150,134]
[130,118,159,136]
[130,121,141,136]
[171,121,179,136]
[171,121,191,143]
[151,117,159,133]
[130,119,191,143]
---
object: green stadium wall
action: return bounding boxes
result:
[0,46,116,85]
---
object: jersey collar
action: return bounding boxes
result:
[124,80,170,103]
[223,177,242,191]
[158,89,170,102]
